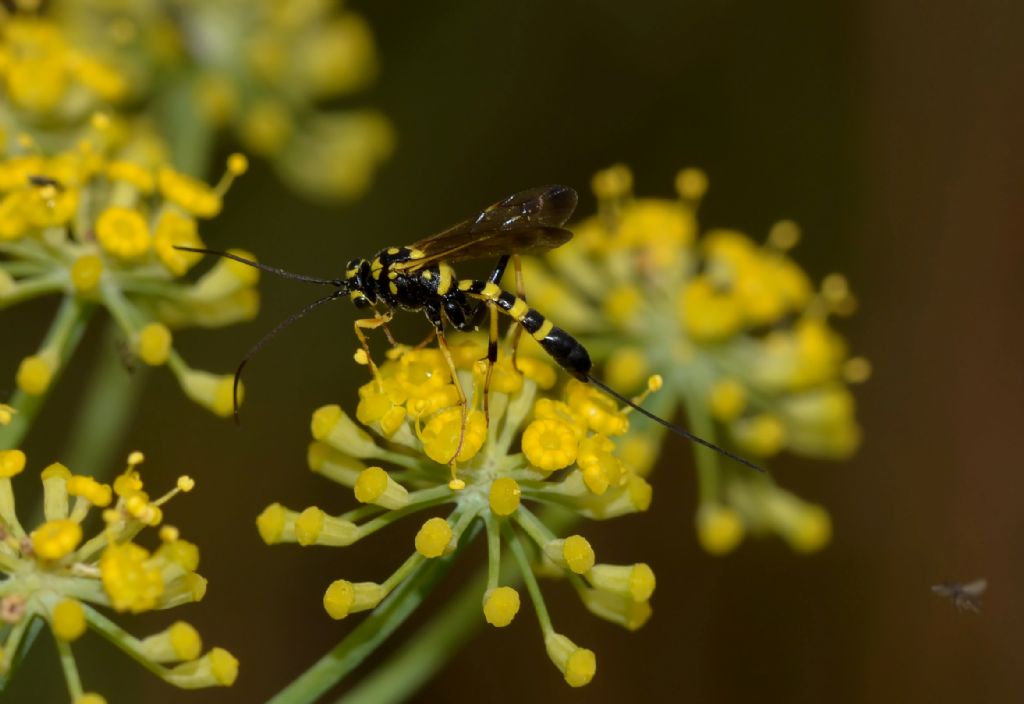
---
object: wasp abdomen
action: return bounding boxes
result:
[461,281,592,379]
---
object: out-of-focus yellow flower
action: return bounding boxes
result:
[0,15,130,125]
[51,0,392,202]
[258,338,657,687]
[522,165,866,551]
[0,128,256,416]
[0,451,236,702]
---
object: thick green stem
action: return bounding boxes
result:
[678,377,722,505]
[268,522,481,704]
[61,321,150,474]
[337,510,576,704]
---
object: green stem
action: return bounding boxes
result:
[0,615,37,693]
[506,525,553,634]
[268,522,481,704]
[0,272,66,309]
[153,71,213,177]
[60,321,150,475]
[678,379,722,505]
[337,509,576,704]
[0,296,93,450]
[337,568,490,704]
[56,638,84,700]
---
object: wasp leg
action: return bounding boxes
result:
[464,255,510,329]
[354,311,394,382]
[381,318,400,347]
[425,303,469,487]
[508,254,526,372]
[482,300,499,425]
[411,328,436,350]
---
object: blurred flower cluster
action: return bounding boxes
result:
[258,339,658,687]
[518,165,867,554]
[1,0,391,201]
[0,123,256,418]
[0,448,236,703]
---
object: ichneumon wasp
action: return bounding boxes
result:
[176,184,764,479]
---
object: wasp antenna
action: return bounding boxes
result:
[173,245,344,287]
[585,374,766,473]
[232,290,348,422]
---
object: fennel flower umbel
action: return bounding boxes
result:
[518,165,867,554]
[258,339,658,688]
[0,449,237,704]
[0,119,258,420]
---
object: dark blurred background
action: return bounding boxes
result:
[5,0,1024,701]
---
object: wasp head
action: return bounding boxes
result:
[344,258,373,308]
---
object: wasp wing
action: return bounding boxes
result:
[397,185,577,270]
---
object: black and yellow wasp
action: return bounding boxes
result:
[177,185,762,473]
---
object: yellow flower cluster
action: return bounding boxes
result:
[0,126,256,417]
[520,165,866,553]
[53,0,393,201]
[0,449,237,703]
[0,13,129,127]
[257,338,657,687]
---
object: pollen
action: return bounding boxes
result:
[153,210,204,276]
[354,467,409,509]
[106,160,155,193]
[545,632,597,688]
[96,206,151,259]
[697,505,745,555]
[420,409,486,465]
[0,449,27,477]
[731,413,786,457]
[51,598,87,641]
[75,695,106,704]
[522,419,578,472]
[787,505,832,554]
[138,323,172,366]
[564,381,628,436]
[100,542,165,613]
[488,477,521,516]
[157,166,222,218]
[415,517,452,558]
[70,254,104,293]
[708,378,747,422]
[294,507,360,546]
[540,534,596,575]
[227,153,249,176]
[675,167,709,201]
[679,278,743,342]
[31,519,83,561]
[483,587,520,627]
[67,475,113,507]
[16,354,54,395]
[140,621,202,662]
[323,580,386,620]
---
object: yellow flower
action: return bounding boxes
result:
[0,142,255,418]
[0,451,234,699]
[260,339,654,686]
[524,165,863,551]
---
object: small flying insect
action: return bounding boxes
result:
[932,579,987,613]
[176,185,764,478]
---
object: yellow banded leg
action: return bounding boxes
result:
[509,254,526,372]
[483,301,499,425]
[354,312,393,383]
[368,305,399,347]
[434,323,469,490]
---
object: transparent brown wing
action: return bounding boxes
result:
[397,185,577,270]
